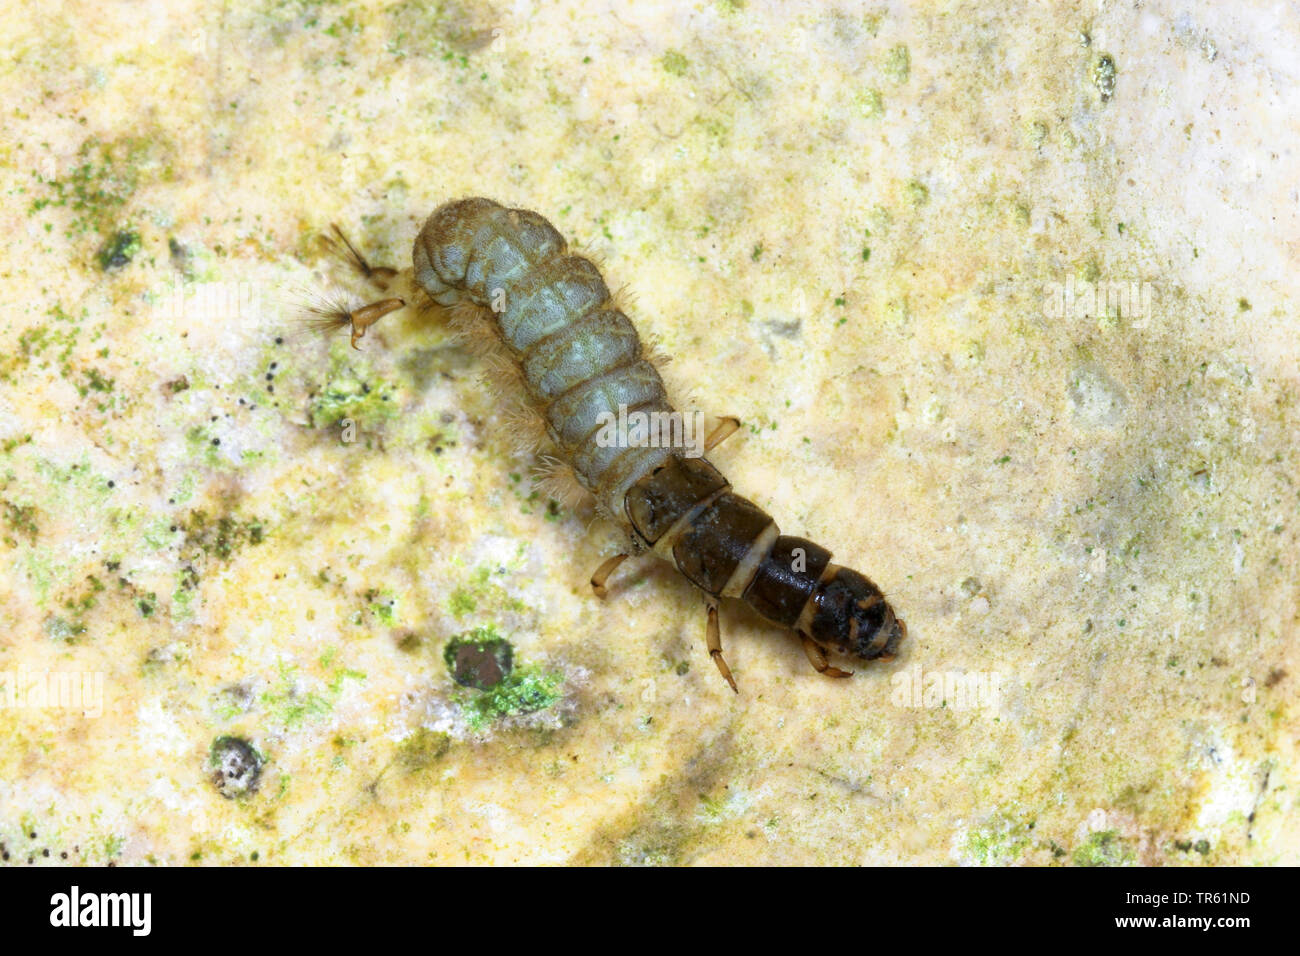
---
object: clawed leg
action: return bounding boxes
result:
[706,600,739,694]
[322,223,399,291]
[800,633,853,679]
[589,553,628,598]
[703,416,741,452]
[301,295,406,349]
[344,298,406,349]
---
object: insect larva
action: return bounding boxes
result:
[322,198,906,691]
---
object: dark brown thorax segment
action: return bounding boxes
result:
[741,536,831,628]
[671,493,774,596]
[624,455,834,627]
[625,455,729,547]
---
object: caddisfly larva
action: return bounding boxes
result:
[315,198,906,692]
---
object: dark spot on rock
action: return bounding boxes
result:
[209,735,263,799]
[443,628,514,690]
[96,230,141,271]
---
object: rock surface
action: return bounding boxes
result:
[0,0,1295,865]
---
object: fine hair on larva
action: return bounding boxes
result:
[315,197,906,692]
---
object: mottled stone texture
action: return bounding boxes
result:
[0,0,1294,865]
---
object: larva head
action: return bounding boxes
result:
[806,564,906,661]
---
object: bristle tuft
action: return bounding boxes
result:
[531,455,592,510]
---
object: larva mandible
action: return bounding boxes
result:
[322,198,906,691]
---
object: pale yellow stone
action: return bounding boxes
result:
[0,0,1295,866]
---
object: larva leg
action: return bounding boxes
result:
[344,298,406,350]
[590,553,629,598]
[800,633,854,679]
[301,295,406,349]
[706,600,739,694]
[703,416,741,452]
[322,224,399,291]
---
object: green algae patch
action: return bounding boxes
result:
[857,88,884,119]
[27,131,175,245]
[459,668,562,730]
[660,50,689,77]
[445,563,527,619]
[1073,829,1134,866]
[962,813,1033,865]
[306,352,399,431]
[444,625,562,729]
[257,657,364,730]
[883,44,910,83]
[396,727,451,771]
[180,510,266,562]
[3,500,40,546]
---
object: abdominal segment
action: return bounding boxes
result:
[414,198,676,518]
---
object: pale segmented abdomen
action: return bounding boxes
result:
[413,198,674,518]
